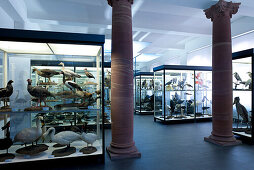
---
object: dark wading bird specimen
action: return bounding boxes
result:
[0,80,14,107]
[32,68,60,82]
[233,97,249,129]
[27,79,55,107]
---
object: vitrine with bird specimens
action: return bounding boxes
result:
[153,65,212,123]
[134,72,154,115]
[104,63,111,125]
[232,49,254,143]
[0,28,105,166]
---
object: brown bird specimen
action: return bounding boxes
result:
[32,68,60,82]
[94,90,101,95]
[84,68,95,79]
[0,80,14,107]
[27,79,55,107]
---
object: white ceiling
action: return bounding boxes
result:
[0,0,254,64]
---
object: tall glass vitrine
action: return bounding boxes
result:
[153,65,212,123]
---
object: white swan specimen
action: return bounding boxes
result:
[14,116,43,145]
[43,127,83,147]
[81,133,99,147]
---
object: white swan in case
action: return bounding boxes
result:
[43,127,83,147]
[81,133,99,147]
[14,116,43,146]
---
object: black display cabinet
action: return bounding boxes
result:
[134,72,154,115]
[153,65,212,123]
[0,28,105,166]
[232,48,254,143]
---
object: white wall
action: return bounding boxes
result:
[186,31,254,66]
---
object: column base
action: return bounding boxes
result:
[204,135,242,146]
[107,145,141,160]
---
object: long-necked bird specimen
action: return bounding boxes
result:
[84,68,95,79]
[27,79,55,107]
[234,72,242,82]
[61,71,83,92]
[0,80,14,107]
[32,68,60,82]
[0,121,13,153]
[14,116,43,146]
[59,62,81,79]
[42,127,83,148]
[233,97,249,129]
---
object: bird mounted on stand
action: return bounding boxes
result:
[233,97,250,129]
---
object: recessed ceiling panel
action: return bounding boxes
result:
[0,41,53,54]
[48,43,101,56]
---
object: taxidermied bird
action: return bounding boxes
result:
[234,72,242,82]
[43,127,84,148]
[233,97,249,129]
[61,71,83,92]
[75,90,93,99]
[247,72,252,78]
[81,132,98,147]
[94,89,101,95]
[27,79,55,106]
[32,68,60,82]
[59,62,81,79]
[84,68,95,79]
[0,80,14,107]
[14,116,43,146]
[184,83,193,88]
[0,121,13,153]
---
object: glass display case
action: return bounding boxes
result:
[104,62,111,126]
[153,65,212,123]
[0,28,105,166]
[232,48,254,143]
[134,72,154,115]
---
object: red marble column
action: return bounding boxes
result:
[107,0,141,159]
[204,0,241,146]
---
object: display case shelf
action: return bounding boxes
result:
[153,65,212,123]
[232,48,254,143]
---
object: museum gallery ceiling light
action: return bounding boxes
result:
[48,43,101,56]
[0,41,52,54]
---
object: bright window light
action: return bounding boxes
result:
[48,43,101,56]
[0,41,53,54]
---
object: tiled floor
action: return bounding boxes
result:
[38,115,254,169]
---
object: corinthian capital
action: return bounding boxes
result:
[204,0,241,21]
[107,0,133,7]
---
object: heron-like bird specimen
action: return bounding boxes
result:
[233,97,249,129]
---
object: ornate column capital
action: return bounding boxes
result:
[107,0,133,7]
[204,0,241,21]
